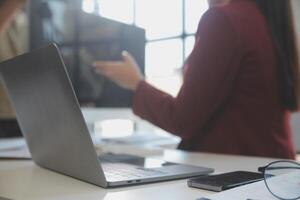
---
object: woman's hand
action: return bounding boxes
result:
[93,51,144,91]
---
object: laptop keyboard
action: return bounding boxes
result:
[98,153,167,181]
[102,163,167,181]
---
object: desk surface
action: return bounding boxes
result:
[0,150,277,200]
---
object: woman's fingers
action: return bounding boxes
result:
[93,61,122,68]
[92,52,143,90]
[122,51,136,65]
[93,61,120,76]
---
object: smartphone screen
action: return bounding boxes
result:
[187,171,264,192]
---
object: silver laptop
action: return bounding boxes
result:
[0,44,213,187]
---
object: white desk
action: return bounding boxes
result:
[0,150,277,200]
[0,108,287,199]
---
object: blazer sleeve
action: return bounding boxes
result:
[132,8,241,140]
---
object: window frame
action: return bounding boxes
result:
[87,0,202,77]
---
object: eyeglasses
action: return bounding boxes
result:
[258,161,300,200]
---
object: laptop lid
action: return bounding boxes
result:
[0,44,107,187]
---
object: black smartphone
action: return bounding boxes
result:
[187,171,264,192]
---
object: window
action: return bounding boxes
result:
[82,0,208,95]
[135,0,183,40]
[97,0,134,24]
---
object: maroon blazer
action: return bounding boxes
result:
[133,0,295,159]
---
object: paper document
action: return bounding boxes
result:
[201,172,300,200]
[0,147,31,159]
[0,137,26,151]
[0,138,31,159]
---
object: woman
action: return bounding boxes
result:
[93,0,299,159]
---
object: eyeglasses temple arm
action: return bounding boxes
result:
[258,166,300,173]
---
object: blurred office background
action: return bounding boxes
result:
[0,0,209,107]
[0,0,208,141]
[79,0,208,97]
[29,0,208,103]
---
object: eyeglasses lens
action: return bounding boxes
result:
[264,161,300,200]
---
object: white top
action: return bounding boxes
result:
[0,150,277,200]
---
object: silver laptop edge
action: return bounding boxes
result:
[0,44,213,188]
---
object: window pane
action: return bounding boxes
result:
[97,0,134,24]
[147,75,183,97]
[82,0,96,13]
[145,39,183,76]
[185,0,208,34]
[185,36,195,59]
[136,0,183,40]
